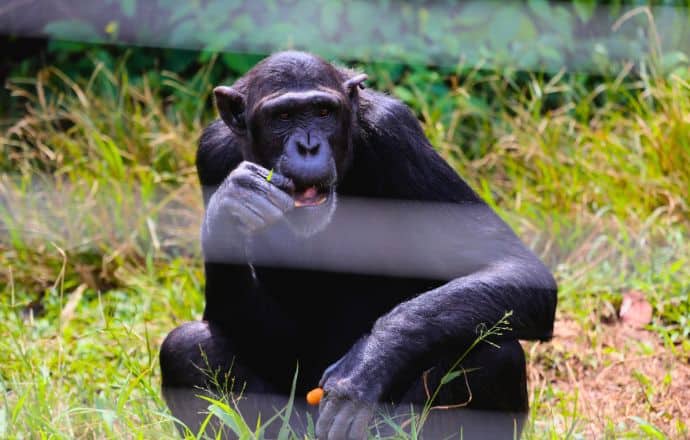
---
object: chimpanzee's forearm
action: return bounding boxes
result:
[355,260,557,392]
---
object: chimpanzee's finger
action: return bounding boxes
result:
[219,198,264,232]
[240,194,286,225]
[319,357,346,387]
[233,170,293,210]
[328,401,356,440]
[245,173,295,211]
[264,169,295,193]
[316,398,339,439]
[348,406,373,440]
[239,161,295,193]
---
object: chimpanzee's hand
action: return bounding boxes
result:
[202,161,294,259]
[315,337,384,440]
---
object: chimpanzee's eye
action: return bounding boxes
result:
[278,112,290,120]
[318,108,330,117]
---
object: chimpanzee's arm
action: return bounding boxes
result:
[357,93,558,342]
[316,93,558,439]
[196,121,298,362]
[196,120,244,206]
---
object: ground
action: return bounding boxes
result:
[525,317,690,438]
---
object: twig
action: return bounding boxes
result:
[429,369,472,411]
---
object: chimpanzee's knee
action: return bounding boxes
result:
[401,339,528,413]
[459,338,528,412]
[160,322,294,437]
[384,340,528,439]
[159,321,234,389]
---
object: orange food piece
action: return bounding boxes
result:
[306,387,324,406]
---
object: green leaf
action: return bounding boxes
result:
[199,395,251,437]
[277,366,299,440]
[0,407,6,438]
[306,412,316,438]
[393,86,414,104]
[488,6,522,50]
[551,6,573,38]
[661,51,689,72]
[46,40,87,54]
[208,403,244,436]
[456,2,493,26]
[121,0,136,17]
[573,0,595,23]
[169,19,196,47]
[44,20,101,41]
[203,30,238,53]
[222,53,265,75]
[629,417,668,439]
[527,0,551,22]
[440,370,462,385]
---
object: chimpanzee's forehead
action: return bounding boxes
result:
[247,52,344,99]
[252,89,345,115]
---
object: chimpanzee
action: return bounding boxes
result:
[160,51,557,439]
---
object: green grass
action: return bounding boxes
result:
[1,54,689,438]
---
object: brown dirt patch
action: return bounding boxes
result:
[524,317,690,438]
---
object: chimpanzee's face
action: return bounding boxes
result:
[246,87,353,208]
[213,52,366,235]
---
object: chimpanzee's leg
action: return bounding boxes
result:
[160,321,292,436]
[392,339,528,439]
[160,321,278,391]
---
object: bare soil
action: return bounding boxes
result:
[524,317,690,438]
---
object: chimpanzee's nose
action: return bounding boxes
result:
[296,140,320,156]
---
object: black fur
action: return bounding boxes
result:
[160,51,557,439]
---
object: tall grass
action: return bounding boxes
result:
[380,60,689,347]
[1,57,212,438]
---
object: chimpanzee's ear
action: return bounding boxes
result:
[214,86,246,134]
[343,74,367,111]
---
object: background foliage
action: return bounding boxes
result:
[3,0,690,73]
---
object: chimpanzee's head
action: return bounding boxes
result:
[213,52,366,223]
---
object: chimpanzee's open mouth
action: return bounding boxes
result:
[293,184,330,207]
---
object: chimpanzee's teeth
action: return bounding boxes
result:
[294,187,328,207]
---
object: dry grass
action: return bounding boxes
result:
[526,317,690,438]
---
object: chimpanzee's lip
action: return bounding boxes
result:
[293,184,330,207]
